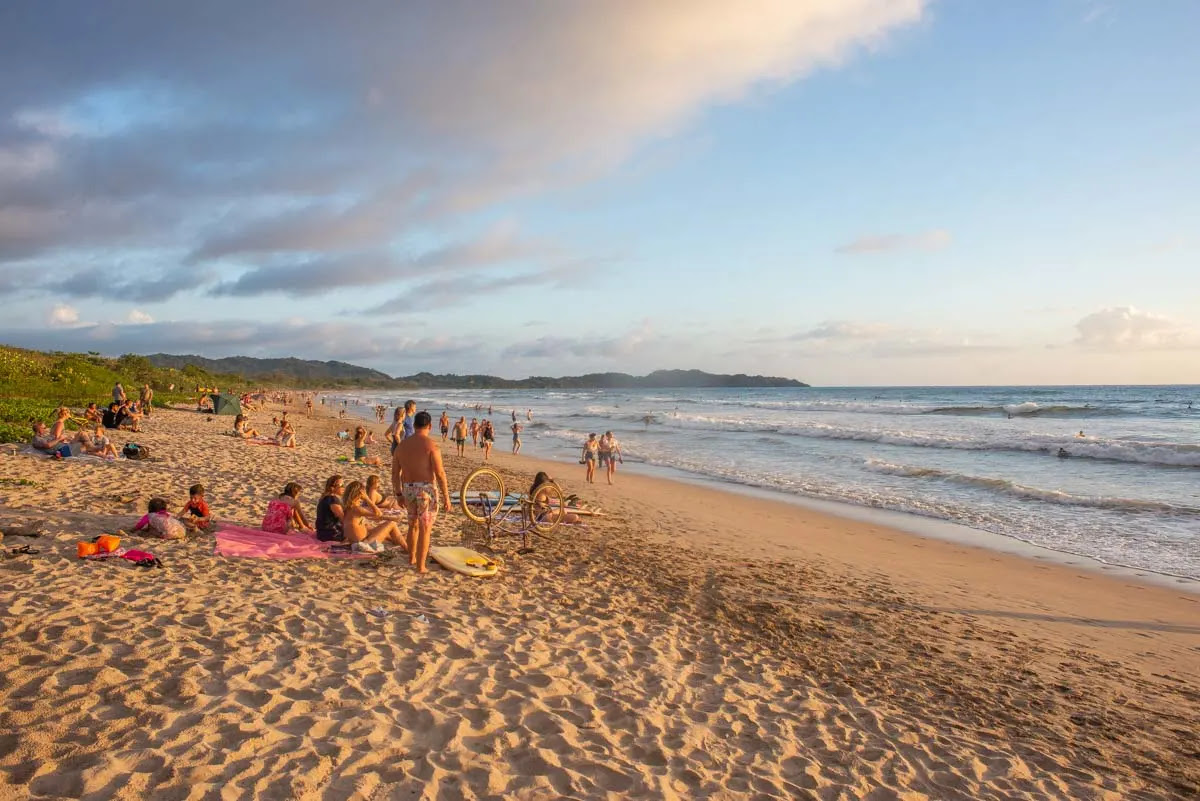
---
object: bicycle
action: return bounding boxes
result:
[457,466,566,551]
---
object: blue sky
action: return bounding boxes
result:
[1,0,1196,385]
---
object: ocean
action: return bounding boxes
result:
[342,385,1200,580]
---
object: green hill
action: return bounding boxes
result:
[146,354,392,385]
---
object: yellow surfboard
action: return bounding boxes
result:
[429,546,499,578]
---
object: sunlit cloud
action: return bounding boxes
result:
[1073,306,1200,350]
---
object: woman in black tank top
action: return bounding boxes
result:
[316,475,345,542]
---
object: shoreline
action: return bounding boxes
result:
[489,438,1200,593]
[333,393,1200,591]
[2,406,1196,798]
[481,448,1200,671]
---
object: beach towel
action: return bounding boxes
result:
[214,524,372,560]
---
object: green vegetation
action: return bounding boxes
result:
[0,345,249,443]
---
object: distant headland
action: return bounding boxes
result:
[145,354,808,389]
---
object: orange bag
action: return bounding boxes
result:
[96,535,121,553]
[77,541,100,558]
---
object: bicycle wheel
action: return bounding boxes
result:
[529,481,566,536]
[459,466,506,523]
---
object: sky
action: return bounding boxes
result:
[1,0,1197,386]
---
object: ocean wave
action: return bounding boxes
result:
[864,460,1200,514]
[692,398,1131,418]
[648,413,1200,468]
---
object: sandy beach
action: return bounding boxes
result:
[1,405,1197,800]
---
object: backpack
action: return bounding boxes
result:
[122,443,151,460]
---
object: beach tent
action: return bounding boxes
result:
[207,393,242,416]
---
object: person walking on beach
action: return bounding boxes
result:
[582,433,599,483]
[480,419,495,462]
[600,431,622,484]
[511,421,523,454]
[440,411,450,442]
[526,409,532,421]
[469,418,479,447]
[305,397,314,417]
[391,411,451,573]
[453,417,468,456]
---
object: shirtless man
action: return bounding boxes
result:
[391,411,451,573]
[453,417,468,457]
[439,411,450,442]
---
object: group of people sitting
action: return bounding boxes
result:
[262,474,404,555]
[30,400,144,459]
[231,412,296,447]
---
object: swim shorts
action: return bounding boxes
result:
[354,446,367,460]
[402,482,438,527]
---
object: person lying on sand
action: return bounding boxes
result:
[262,483,313,534]
[342,480,406,554]
[530,472,581,524]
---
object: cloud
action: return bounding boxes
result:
[1073,306,1200,350]
[501,321,656,361]
[41,266,213,303]
[1,1,926,275]
[763,318,1010,358]
[211,224,554,298]
[47,303,79,326]
[835,229,950,255]
[126,309,154,324]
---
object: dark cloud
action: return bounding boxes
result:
[44,268,215,303]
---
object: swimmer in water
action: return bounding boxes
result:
[1077,430,1085,438]
[1057,448,1070,458]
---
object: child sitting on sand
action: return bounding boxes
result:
[132,498,186,540]
[81,423,118,459]
[179,483,213,532]
[261,482,313,534]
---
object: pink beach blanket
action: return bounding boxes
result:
[214,524,370,560]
